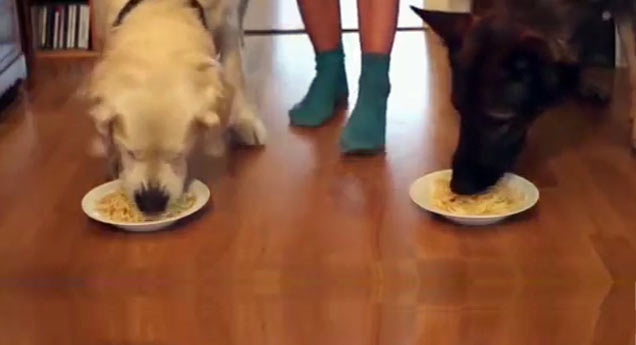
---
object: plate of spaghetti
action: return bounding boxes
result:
[81,179,210,232]
[409,170,539,226]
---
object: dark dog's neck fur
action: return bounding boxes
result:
[113,0,207,27]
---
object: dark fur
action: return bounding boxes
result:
[412,2,635,194]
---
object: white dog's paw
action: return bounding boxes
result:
[231,110,267,146]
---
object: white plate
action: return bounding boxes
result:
[409,170,539,226]
[82,180,210,232]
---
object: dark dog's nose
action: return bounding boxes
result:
[450,165,499,195]
[134,185,169,214]
[450,175,487,195]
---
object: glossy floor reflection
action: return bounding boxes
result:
[0,30,635,343]
[0,284,633,344]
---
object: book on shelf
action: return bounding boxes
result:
[30,2,91,52]
[46,5,54,48]
[52,6,59,49]
[59,5,66,49]
[66,5,76,48]
[78,4,90,49]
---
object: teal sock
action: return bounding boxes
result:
[289,45,349,127]
[340,53,390,154]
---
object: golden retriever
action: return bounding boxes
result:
[87,0,265,214]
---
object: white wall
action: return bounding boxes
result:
[243,0,471,32]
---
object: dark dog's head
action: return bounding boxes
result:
[412,7,578,194]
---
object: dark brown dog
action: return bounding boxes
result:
[412,1,636,195]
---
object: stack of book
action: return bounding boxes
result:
[30,3,91,50]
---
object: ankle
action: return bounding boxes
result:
[315,44,345,69]
[358,53,391,94]
[360,53,390,73]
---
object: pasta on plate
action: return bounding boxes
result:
[96,190,195,223]
[431,177,525,216]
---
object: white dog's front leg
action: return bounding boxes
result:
[216,14,267,146]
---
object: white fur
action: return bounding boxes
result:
[89,0,265,208]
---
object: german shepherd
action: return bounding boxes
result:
[412,1,636,195]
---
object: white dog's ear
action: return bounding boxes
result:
[197,111,226,157]
[88,102,118,157]
[90,101,116,135]
[195,58,227,107]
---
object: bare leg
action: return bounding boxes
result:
[357,0,400,54]
[290,0,349,127]
[297,0,342,52]
[340,0,399,153]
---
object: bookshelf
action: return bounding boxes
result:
[24,0,99,59]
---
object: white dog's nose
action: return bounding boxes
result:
[134,185,169,214]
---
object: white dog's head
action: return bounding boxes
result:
[89,56,226,215]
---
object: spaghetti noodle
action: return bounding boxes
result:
[431,177,524,216]
[96,189,195,222]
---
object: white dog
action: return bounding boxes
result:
[87,0,265,214]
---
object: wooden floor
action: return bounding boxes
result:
[0,31,635,344]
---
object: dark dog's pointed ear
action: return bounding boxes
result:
[411,7,473,47]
